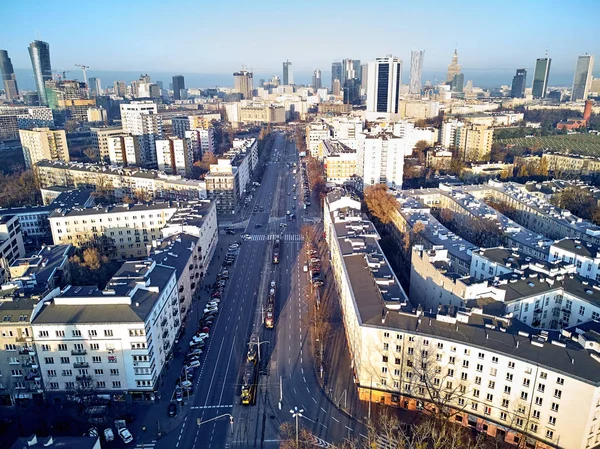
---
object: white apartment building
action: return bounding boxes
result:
[185,128,214,157]
[357,131,405,189]
[306,122,330,158]
[549,239,600,282]
[0,215,26,284]
[392,121,437,156]
[35,161,207,203]
[19,128,69,169]
[49,202,179,259]
[119,101,163,168]
[31,260,178,398]
[91,126,123,162]
[325,188,600,449]
[156,137,192,176]
[108,134,142,167]
[440,119,464,149]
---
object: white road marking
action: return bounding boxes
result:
[332,416,340,423]
[320,407,327,413]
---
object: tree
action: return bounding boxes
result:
[0,170,42,208]
[550,187,597,220]
[122,195,135,204]
[363,184,399,225]
[133,188,152,203]
[412,140,429,165]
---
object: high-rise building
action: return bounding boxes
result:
[331,62,342,90]
[156,137,193,176]
[510,69,527,98]
[332,79,341,96]
[233,70,253,99]
[360,64,368,96]
[19,128,69,169]
[28,40,52,106]
[0,50,19,101]
[532,56,552,99]
[450,73,464,93]
[87,77,101,96]
[366,55,402,118]
[114,80,127,97]
[283,61,294,85]
[343,79,361,105]
[446,49,461,82]
[409,50,425,95]
[45,80,95,122]
[341,59,361,86]
[312,69,322,90]
[357,131,405,188]
[172,75,185,100]
[120,101,163,168]
[571,55,595,102]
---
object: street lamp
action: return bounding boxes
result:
[247,338,269,362]
[289,406,303,448]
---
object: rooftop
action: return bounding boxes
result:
[552,238,600,259]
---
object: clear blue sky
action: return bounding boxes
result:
[1,0,599,76]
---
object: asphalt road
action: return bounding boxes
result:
[151,132,362,449]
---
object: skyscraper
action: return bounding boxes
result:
[88,77,102,96]
[0,50,19,101]
[341,59,361,86]
[172,75,185,100]
[409,50,425,95]
[366,55,402,117]
[120,101,163,168]
[233,70,253,99]
[450,73,464,93]
[28,40,52,106]
[114,81,127,97]
[283,61,294,85]
[447,49,461,82]
[312,69,322,90]
[571,55,595,102]
[532,56,551,99]
[331,62,342,89]
[511,69,527,98]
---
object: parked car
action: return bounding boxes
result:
[189,349,203,357]
[175,387,183,402]
[255,224,262,228]
[203,307,218,315]
[186,360,201,369]
[168,403,177,417]
[104,428,114,442]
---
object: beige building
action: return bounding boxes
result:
[35,160,207,203]
[325,189,600,449]
[48,202,180,259]
[239,104,285,124]
[542,153,600,178]
[108,134,142,167]
[0,215,26,283]
[91,126,123,162]
[460,124,493,161]
[426,148,453,170]
[398,100,440,119]
[319,140,358,185]
[19,128,69,169]
[156,137,192,176]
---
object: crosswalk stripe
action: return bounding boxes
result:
[248,234,304,242]
[190,404,233,409]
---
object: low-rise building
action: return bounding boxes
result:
[35,161,207,203]
[32,260,178,399]
[239,104,285,124]
[0,215,26,284]
[549,239,600,281]
[425,148,453,170]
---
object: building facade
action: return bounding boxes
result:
[571,55,595,102]
[28,40,52,106]
[19,128,69,169]
[532,57,552,99]
[155,137,192,176]
[366,55,402,120]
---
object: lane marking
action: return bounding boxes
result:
[332,416,340,423]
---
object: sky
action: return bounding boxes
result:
[1,0,599,88]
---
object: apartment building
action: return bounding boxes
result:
[549,239,600,282]
[35,161,207,203]
[0,215,26,284]
[156,137,192,176]
[49,202,179,259]
[91,126,123,162]
[184,127,215,157]
[107,134,142,167]
[542,153,600,178]
[31,260,178,399]
[19,128,69,169]
[120,101,163,168]
[325,188,600,449]
[170,113,220,138]
[318,140,358,186]
[357,131,405,189]
[306,122,330,158]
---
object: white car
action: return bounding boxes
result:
[193,334,209,343]
[204,305,218,312]
[118,428,133,444]
[186,360,201,369]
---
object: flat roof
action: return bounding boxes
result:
[552,238,600,259]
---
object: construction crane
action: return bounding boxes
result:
[75,64,90,84]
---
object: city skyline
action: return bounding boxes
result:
[1,0,599,77]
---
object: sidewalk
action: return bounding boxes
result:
[129,236,233,444]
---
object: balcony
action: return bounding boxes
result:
[174,319,180,328]
[76,375,92,382]
[534,308,542,314]
[179,296,185,303]
[178,286,184,293]
[162,330,168,339]
[18,348,32,355]
[163,341,170,351]
[161,318,168,328]
[171,298,177,306]
[73,362,89,369]
[16,336,32,343]
[172,309,178,317]
[71,349,87,356]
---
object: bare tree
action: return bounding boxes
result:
[363,184,399,225]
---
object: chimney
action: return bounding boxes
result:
[27,435,38,446]
[584,100,593,122]
[43,436,54,447]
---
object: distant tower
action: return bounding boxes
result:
[283,61,294,85]
[571,55,595,101]
[172,75,185,100]
[28,40,52,106]
[312,69,322,90]
[511,69,527,98]
[447,49,461,82]
[0,50,19,101]
[366,55,402,116]
[88,77,102,96]
[331,62,342,90]
[409,50,425,95]
[584,100,593,122]
[532,55,552,99]
[233,70,253,99]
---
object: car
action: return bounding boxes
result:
[118,428,133,444]
[186,360,201,369]
[280,223,287,228]
[205,303,219,310]
[225,229,235,235]
[293,196,297,200]
[189,348,203,357]
[303,265,308,272]
[185,356,200,365]
[228,243,239,250]
[292,205,296,209]
[168,403,177,417]
[255,223,262,228]
[195,332,209,340]
[259,206,264,211]
[175,387,183,402]
[189,340,205,349]
[104,428,114,442]
[286,210,290,215]
[288,192,291,196]
[207,301,219,308]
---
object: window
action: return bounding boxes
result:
[523,378,530,387]
[437,342,444,349]
[112,381,121,388]
[490,368,497,377]
[88,330,97,337]
[504,385,511,394]
[447,369,454,377]
[383,343,389,351]
[395,345,401,352]
[546,430,554,439]
[556,377,564,385]
[515,418,524,427]
[501,399,509,408]
[92,356,101,363]
[49,382,59,390]
[395,358,401,365]
[580,305,586,315]
[464,349,471,356]
[551,402,559,412]
[382,355,388,363]
[44,357,54,364]
[506,373,513,382]
[471,402,478,411]
[532,410,540,419]
[381,367,388,374]
[478,352,484,359]
[486,393,493,402]
[97,381,106,388]
[475,376,482,385]
[41,344,50,351]
[535,397,543,406]
[383,332,390,338]
[72,330,81,337]
[540,371,547,380]
[554,389,562,399]
[488,381,495,389]
[521,391,528,400]
[94,369,103,375]
[462,360,469,368]
[484,406,491,415]
[407,347,414,355]
[500,412,507,421]
[508,361,515,369]
[58,344,67,351]
[548,416,556,426]
[530,423,538,433]
[60,357,70,364]
[381,379,387,386]
[38,331,49,338]
[461,372,468,381]
[449,356,455,364]
[65,382,75,389]
[423,339,429,346]
[62,370,72,376]
[491,356,498,364]
[476,364,483,372]
[90,343,99,350]
[47,370,56,377]
[472,389,480,398]
[393,369,400,376]
[110,369,119,376]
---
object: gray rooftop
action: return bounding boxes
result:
[552,238,600,259]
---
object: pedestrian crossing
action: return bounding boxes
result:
[248,234,304,242]
[134,441,156,449]
[190,404,233,409]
